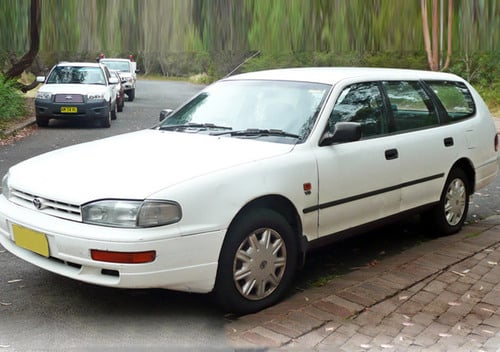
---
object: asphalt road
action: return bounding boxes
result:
[0,79,499,350]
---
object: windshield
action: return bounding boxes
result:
[101,60,130,72]
[159,80,330,143]
[47,66,105,85]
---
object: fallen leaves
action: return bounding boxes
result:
[0,126,36,146]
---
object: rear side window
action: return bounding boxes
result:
[382,81,439,132]
[426,81,475,121]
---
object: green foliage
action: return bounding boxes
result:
[0,76,27,126]
[156,52,211,77]
[1,0,498,113]
[241,51,428,73]
[2,0,499,73]
[448,52,500,114]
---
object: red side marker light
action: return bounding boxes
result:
[91,249,156,264]
[303,183,312,194]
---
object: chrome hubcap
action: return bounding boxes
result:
[233,228,287,301]
[444,178,466,226]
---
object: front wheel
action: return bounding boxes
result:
[127,88,135,102]
[213,209,298,315]
[36,116,49,127]
[429,168,470,235]
[100,107,111,128]
[110,102,117,120]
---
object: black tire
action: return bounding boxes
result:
[429,168,470,236]
[110,102,117,120]
[213,208,298,315]
[117,98,124,112]
[127,89,135,102]
[100,107,111,128]
[36,116,49,127]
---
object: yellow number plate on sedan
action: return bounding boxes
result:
[60,106,78,113]
[12,224,49,257]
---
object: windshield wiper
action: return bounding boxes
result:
[212,128,301,139]
[159,123,232,131]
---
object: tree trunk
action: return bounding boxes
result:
[421,0,453,71]
[431,0,439,71]
[421,0,435,71]
[4,0,41,82]
[442,0,453,71]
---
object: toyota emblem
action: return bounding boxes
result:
[33,198,43,209]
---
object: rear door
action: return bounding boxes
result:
[381,80,456,211]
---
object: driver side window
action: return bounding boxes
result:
[328,82,385,138]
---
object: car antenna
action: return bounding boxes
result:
[223,51,261,78]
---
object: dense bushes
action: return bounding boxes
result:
[0,76,27,128]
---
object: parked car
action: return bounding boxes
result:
[1,68,498,314]
[99,58,138,101]
[34,62,119,128]
[110,70,125,113]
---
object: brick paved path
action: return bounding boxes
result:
[226,217,500,351]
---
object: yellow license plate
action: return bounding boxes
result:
[61,106,78,113]
[12,224,50,257]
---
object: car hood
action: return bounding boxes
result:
[8,130,295,204]
[38,84,109,95]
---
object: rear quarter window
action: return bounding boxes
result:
[425,81,475,121]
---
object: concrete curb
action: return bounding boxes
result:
[0,116,36,137]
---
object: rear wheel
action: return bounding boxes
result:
[213,208,298,315]
[429,168,469,235]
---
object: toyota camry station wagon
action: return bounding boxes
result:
[1,68,498,314]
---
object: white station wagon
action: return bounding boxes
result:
[1,68,498,314]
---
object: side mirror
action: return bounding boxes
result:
[36,76,46,83]
[159,109,173,121]
[108,77,119,84]
[319,122,362,146]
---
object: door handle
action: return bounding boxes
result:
[444,137,454,147]
[385,149,398,160]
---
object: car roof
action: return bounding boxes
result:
[56,62,102,68]
[225,67,466,85]
[100,58,130,62]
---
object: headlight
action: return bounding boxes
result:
[87,92,105,101]
[81,200,182,228]
[35,91,52,100]
[1,173,11,199]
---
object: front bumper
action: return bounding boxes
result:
[0,196,224,293]
[35,100,109,120]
